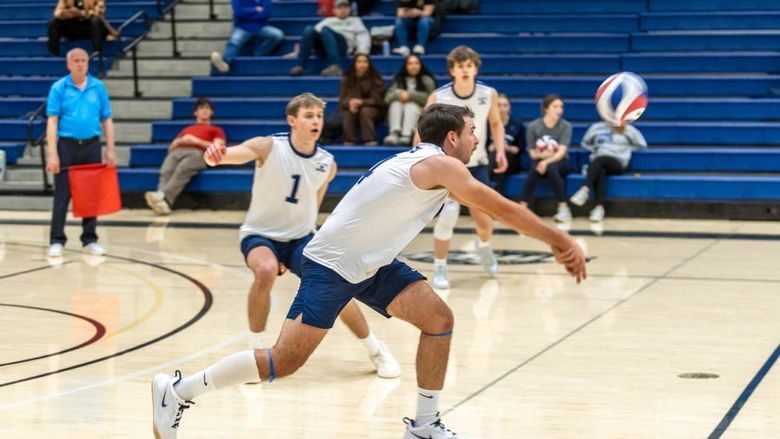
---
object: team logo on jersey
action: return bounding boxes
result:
[314,162,328,172]
[403,249,555,265]
[477,97,488,105]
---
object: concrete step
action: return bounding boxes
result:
[10,146,131,168]
[103,77,192,98]
[164,2,232,20]
[5,167,42,182]
[111,99,172,120]
[150,20,232,39]
[114,121,152,144]
[0,180,45,190]
[137,39,225,57]
[0,194,53,210]
[112,57,212,77]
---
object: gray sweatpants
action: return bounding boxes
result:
[387,101,422,137]
[158,147,207,204]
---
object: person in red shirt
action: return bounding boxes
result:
[145,97,226,214]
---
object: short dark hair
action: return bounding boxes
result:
[541,94,562,117]
[193,97,214,113]
[417,104,475,147]
[446,46,481,71]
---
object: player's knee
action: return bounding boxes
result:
[433,201,459,241]
[423,303,454,334]
[252,260,277,283]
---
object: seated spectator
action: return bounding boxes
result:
[521,94,573,223]
[393,0,435,56]
[383,54,435,145]
[290,0,371,77]
[145,98,226,215]
[340,54,385,145]
[48,0,118,57]
[488,93,525,194]
[211,0,284,73]
[570,120,647,222]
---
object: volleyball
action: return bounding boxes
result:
[535,135,559,153]
[594,71,648,127]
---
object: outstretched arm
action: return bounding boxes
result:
[316,161,338,207]
[412,156,587,282]
[204,136,273,166]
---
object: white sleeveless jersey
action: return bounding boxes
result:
[240,134,334,241]
[304,143,449,283]
[434,81,494,167]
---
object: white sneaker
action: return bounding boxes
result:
[589,205,605,222]
[412,44,425,55]
[83,242,106,256]
[47,243,64,257]
[145,191,171,215]
[475,241,498,277]
[431,264,451,289]
[152,372,192,439]
[392,46,410,57]
[369,341,401,378]
[569,186,589,207]
[210,51,230,73]
[403,414,466,439]
[553,204,572,223]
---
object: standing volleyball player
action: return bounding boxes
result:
[151,103,586,439]
[418,45,508,289]
[203,93,400,378]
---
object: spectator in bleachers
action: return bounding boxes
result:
[290,0,371,77]
[45,48,115,257]
[339,54,385,145]
[383,54,435,145]
[520,94,573,223]
[48,0,118,56]
[392,0,436,56]
[488,93,525,195]
[144,98,226,215]
[569,121,647,222]
[210,0,284,73]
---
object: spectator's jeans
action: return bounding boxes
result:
[222,25,285,63]
[157,147,208,205]
[387,101,422,137]
[522,159,570,204]
[48,16,107,56]
[50,137,102,245]
[394,16,434,49]
[297,25,347,69]
[584,155,624,206]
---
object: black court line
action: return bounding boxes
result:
[2,219,779,241]
[708,343,780,439]
[0,245,213,388]
[443,234,728,417]
[0,303,106,367]
[0,261,74,280]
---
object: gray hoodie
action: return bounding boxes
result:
[314,16,371,55]
[580,122,647,168]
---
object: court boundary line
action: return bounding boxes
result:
[443,232,732,416]
[708,343,780,438]
[0,260,74,280]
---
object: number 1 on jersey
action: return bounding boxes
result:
[286,174,301,204]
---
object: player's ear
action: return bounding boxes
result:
[287,114,296,128]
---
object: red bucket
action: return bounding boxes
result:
[68,163,122,218]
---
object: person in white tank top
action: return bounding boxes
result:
[154,103,587,439]
[201,93,401,379]
[416,46,509,289]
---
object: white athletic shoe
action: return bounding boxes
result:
[145,191,171,215]
[412,44,425,55]
[553,204,572,223]
[47,243,64,257]
[392,46,410,57]
[83,242,106,256]
[431,264,451,289]
[569,186,590,207]
[152,371,192,439]
[210,51,230,73]
[589,205,605,222]
[475,241,498,277]
[370,341,401,379]
[403,414,468,439]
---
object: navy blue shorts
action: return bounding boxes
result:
[240,233,314,278]
[469,165,490,185]
[286,257,427,329]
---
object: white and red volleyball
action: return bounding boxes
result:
[535,135,559,153]
[595,71,648,127]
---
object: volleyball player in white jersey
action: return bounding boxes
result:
[151,104,586,439]
[419,45,508,289]
[201,93,399,379]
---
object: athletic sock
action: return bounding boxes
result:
[478,240,491,248]
[434,258,447,268]
[174,351,259,401]
[415,387,441,425]
[248,331,265,350]
[360,331,381,356]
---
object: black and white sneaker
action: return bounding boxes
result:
[152,371,192,439]
[403,413,470,438]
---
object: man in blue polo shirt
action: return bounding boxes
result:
[45,47,116,258]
